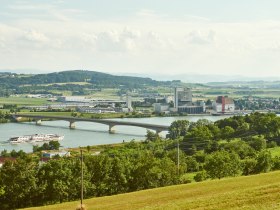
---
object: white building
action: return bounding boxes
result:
[154,103,170,113]
[174,87,192,110]
[126,94,133,111]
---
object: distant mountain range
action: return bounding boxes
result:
[116,72,280,83]
[1,69,280,84]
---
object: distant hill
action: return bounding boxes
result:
[0,70,173,87]
[24,170,280,210]
[0,70,184,95]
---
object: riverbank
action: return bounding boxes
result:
[0,115,230,152]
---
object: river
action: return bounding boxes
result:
[0,115,228,152]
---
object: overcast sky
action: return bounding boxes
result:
[1,0,280,77]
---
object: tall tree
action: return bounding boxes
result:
[168,120,189,140]
[204,151,242,179]
[0,158,38,209]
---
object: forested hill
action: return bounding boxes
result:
[0,70,174,88]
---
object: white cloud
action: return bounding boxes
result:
[187,30,216,45]
[1,2,280,77]
[22,30,49,43]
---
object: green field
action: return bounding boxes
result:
[0,97,49,105]
[23,170,280,210]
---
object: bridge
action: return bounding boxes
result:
[12,114,170,134]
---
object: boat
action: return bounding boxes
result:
[45,134,64,141]
[9,134,64,144]
[9,136,32,144]
[30,134,64,142]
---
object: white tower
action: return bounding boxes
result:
[126,94,133,111]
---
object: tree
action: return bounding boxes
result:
[204,140,219,154]
[107,157,129,195]
[222,140,255,159]
[242,158,257,175]
[49,140,60,150]
[184,126,213,142]
[206,99,212,106]
[33,141,60,152]
[204,151,242,179]
[255,150,272,173]
[0,158,38,209]
[166,149,187,174]
[37,158,85,204]
[84,155,112,196]
[129,153,178,191]
[185,156,199,172]
[221,126,235,139]
[247,135,267,152]
[145,130,160,142]
[168,120,189,140]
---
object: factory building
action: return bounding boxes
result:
[212,96,235,113]
[174,87,192,110]
[154,87,205,114]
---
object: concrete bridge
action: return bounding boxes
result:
[12,114,169,134]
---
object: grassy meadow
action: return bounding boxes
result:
[0,97,50,106]
[23,170,280,210]
[18,111,127,119]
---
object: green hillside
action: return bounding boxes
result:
[0,70,178,97]
[24,170,280,210]
[0,70,171,88]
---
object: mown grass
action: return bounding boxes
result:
[23,170,280,210]
[19,111,126,119]
[0,97,49,105]
[19,82,91,87]
[20,112,74,117]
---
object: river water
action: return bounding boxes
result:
[0,115,228,152]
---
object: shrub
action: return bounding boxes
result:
[194,170,208,182]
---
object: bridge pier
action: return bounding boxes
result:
[69,121,76,129]
[156,130,161,135]
[36,119,42,125]
[109,124,116,134]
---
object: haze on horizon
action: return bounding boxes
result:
[1,0,280,79]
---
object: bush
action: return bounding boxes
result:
[185,156,199,172]
[255,150,272,173]
[267,141,278,148]
[194,170,208,182]
[179,176,192,184]
[242,158,257,175]
[272,157,280,170]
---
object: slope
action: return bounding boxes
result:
[23,170,280,210]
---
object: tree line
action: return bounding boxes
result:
[1,112,280,209]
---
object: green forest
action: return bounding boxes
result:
[0,70,175,96]
[1,112,280,209]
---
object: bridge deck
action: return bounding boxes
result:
[13,114,170,131]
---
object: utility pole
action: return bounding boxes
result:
[177,139,180,175]
[80,149,84,209]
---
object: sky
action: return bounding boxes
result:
[1,0,280,78]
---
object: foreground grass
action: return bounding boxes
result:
[24,171,280,210]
